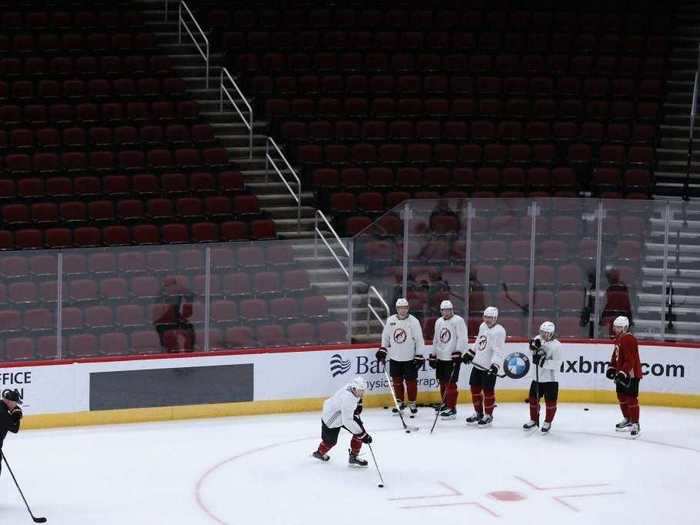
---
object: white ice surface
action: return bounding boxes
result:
[1,403,699,525]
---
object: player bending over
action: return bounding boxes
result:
[606,316,642,438]
[430,300,468,420]
[313,377,373,466]
[461,306,506,427]
[523,321,562,433]
[376,298,425,416]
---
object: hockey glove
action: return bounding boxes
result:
[376,347,387,363]
[9,407,22,421]
[414,353,425,369]
[532,350,545,366]
[605,367,617,380]
[614,371,630,387]
[451,351,462,364]
[428,354,438,369]
[488,364,499,376]
[462,350,475,364]
[357,432,372,444]
[528,338,542,352]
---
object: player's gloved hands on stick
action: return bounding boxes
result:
[532,350,545,366]
[605,367,617,380]
[451,351,462,364]
[358,432,372,444]
[414,353,425,369]
[376,347,387,363]
[462,350,475,364]
[488,364,499,376]
[428,354,438,369]
[614,371,629,386]
[529,338,542,352]
[10,407,22,421]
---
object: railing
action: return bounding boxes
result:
[178,1,210,88]
[314,210,349,277]
[164,0,171,22]
[368,285,390,331]
[265,137,302,233]
[684,43,700,201]
[220,68,254,159]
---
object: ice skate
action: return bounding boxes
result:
[312,451,329,462]
[348,450,368,467]
[541,422,551,433]
[523,420,538,430]
[477,414,493,427]
[466,412,483,424]
[440,408,457,420]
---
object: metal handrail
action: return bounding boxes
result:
[685,71,698,201]
[265,137,302,233]
[178,1,210,88]
[368,285,390,330]
[220,68,254,159]
[314,210,349,277]
[164,0,171,21]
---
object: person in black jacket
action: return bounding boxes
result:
[0,389,23,476]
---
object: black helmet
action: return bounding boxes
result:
[2,389,22,405]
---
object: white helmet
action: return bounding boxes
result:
[440,300,453,311]
[539,321,555,334]
[396,298,409,308]
[350,376,366,392]
[613,316,629,330]
[483,306,499,318]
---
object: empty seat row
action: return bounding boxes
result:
[233,47,669,76]
[0,171,244,203]
[0,220,276,249]
[0,318,348,361]
[0,78,185,102]
[0,10,145,31]
[0,124,213,152]
[0,55,172,79]
[0,269,312,303]
[253,72,665,104]
[0,146,229,174]
[283,119,656,145]
[0,32,155,54]
[266,97,660,121]
[211,7,671,33]
[0,101,199,127]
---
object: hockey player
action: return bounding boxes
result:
[376,298,425,416]
[313,377,372,466]
[606,316,642,437]
[0,389,22,477]
[429,300,468,420]
[461,306,506,427]
[523,321,562,433]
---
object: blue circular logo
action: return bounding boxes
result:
[502,352,531,379]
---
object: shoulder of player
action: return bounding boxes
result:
[494,323,506,335]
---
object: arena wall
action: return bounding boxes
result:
[1,341,697,429]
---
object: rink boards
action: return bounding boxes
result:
[1,340,697,429]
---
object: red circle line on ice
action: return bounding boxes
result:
[194,428,700,524]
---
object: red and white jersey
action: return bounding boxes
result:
[381,314,424,362]
[432,314,468,361]
[321,382,363,435]
[530,336,563,383]
[611,332,642,378]
[471,322,507,371]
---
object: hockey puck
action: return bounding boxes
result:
[383,406,389,410]
[584,407,589,411]
[405,429,410,433]
[378,484,384,488]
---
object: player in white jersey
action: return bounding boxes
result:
[523,321,563,433]
[313,377,372,467]
[429,300,468,419]
[461,306,506,427]
[376,298,425,415]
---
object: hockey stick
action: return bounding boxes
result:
[430,361,460,434]
[501,282,528,314]
[367,443,386,488]
[383,368,419,433]
[534,351,541,424]
[1,452,47,523]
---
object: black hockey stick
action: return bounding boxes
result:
[501,282,529,314]
[1,452,47,523]
[534,351,541,424]
[430,361,460,434]
[383,368,419,433]
[367,443,386,488]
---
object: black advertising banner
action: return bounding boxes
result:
[89,364,254,410]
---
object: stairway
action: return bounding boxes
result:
[635,1,700,342]
[655,1,700,198]
[136,0,376,341]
